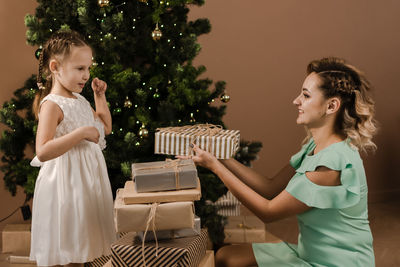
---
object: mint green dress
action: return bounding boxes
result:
[252,139,375,267]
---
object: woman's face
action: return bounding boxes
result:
[293,72,329,128]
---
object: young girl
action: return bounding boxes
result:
[29,31,116,267]
[183,57,377,266]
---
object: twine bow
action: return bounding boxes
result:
[236,215,253,243]
[141,202,159,267]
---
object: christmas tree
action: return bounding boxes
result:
[0,0,261,245]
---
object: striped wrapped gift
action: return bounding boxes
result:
[155,124,240,159]
[111,229,208,267]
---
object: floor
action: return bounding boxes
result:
[0,200,399,267]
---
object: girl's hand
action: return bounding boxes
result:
[177,144,219,172]
[91,77,107,97]
[80,126,100,143]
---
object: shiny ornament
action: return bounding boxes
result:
[35,48,42,60]
[124,96,132,108]
[138,125,149,138]
[220,93,230,103]
[138,0,148,2]
[98,0,110,7]
[151,24,162,41]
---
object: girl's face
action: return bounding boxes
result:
[54,45,92,95]
[293,72,329,128]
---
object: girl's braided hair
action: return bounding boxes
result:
[33,30,88,119]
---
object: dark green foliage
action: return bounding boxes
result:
[1,0,262,246]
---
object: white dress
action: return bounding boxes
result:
[29,93,116,266]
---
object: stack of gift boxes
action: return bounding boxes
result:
[111,124,242,266]
[113,158,209,267]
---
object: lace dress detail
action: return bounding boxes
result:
[29,93,115,266]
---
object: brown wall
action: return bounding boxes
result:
[1,0,399,232]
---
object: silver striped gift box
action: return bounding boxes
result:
[154,124,240,159]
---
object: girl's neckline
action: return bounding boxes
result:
[49,93,78,100]
[307,139,347,157]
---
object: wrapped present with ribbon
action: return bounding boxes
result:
[114,189,195,233]
[123,179,201,204]
[137,215,201,242]
[132,159,198,193]
[111,229,208,267]
[224,215,266,244]
[155,124,240,159]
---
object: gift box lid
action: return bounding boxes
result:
[123,178,201,204]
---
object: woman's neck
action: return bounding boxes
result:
[308,125,345,154]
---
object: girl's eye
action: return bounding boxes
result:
[303,94,309,98]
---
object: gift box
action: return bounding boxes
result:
[123,178,201,204]
[2,224,31,256]
[155,124,240,159]
[111,229,208,267]
[84,255,111,267]
[132,159,198,193]
[214,190,242,216]
[224,215,266,244]
[114,189,195,233]
[137,216,201,242]
[199,251,215,267]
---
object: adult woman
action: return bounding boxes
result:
[186,57,377,266]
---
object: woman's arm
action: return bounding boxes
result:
[220,159,295,199]
[191,144,340,223]
[36,101,100,162]
[92,78,112,134]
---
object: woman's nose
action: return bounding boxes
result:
[293,95,300,106]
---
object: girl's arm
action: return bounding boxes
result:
[219,159,295,199]
[36,101,100,162]
[92,78,112,135]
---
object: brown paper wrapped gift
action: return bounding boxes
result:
[154,124,240,159]
[137,215,201,242]
[132,159,198,193]
[111,229,208,267]
[114,189,195,233]
[224,215,266,244]
[199,250,215,267]
[2,224,31,256]
[122,178,201,204]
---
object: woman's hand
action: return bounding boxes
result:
[177,144,219,172]
[91,77,107,97]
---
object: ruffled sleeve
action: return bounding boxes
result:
[286,148,360,209]
[289,139,315,169]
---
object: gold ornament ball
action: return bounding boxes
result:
[139,127,149,138]
[220,93,230,103]
[152,27,162,41]
[124,97,132,108]
[138,0,148,2]
[98,0,110,7]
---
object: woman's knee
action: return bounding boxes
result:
[215,244,256,267]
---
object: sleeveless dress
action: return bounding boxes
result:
[252,139,375,267]
[29,93,116,266]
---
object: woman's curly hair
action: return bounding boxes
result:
[306,57,378,154]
